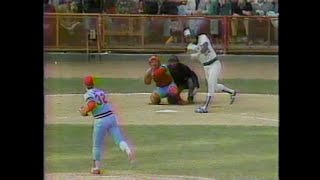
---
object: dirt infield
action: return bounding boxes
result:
[46,173,217,180]
[45,93,278,127]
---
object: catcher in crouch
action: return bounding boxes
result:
[144,55,187,105]
[167,55,200,104]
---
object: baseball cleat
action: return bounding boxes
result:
[90,167,101,175]
[230,91,237,105]
[187,96,194,104]
[195,107,208,113]
[128,152,137,167]
[178,99,188,105]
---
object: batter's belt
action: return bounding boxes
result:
[203,57,219,66]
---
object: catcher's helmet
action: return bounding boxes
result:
[84,75,94,87]
[168,55,180,63]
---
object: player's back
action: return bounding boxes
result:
[84,88,113,118]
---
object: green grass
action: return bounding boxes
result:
[44,78,278,95]
[45,124,278,180]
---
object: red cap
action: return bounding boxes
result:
[84,75,94,87]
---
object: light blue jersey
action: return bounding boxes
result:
[84,88,113,119]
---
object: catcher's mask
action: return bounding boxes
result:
[149,55,160,63]
[149,55,161,69]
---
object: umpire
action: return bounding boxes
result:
[167,55,200,104]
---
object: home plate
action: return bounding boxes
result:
[155,109,178,113]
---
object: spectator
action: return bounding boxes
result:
[159,0,179,15]
[104,0,117,14]
[249,0,273,45]
[177,0,188,15]
[82,0,102,39]
[183,0,197,35]
[218,0,232,15]
[44,0,56,46]
[207,0,231,44]
[141,0,159,14]
[137,0,144,13]
[197,0,211,15]
[138,0,159,43]
[208,0,220,44]
[266,0,278,44]
[193,0,211,35]
[183,0,210,36]
[44,0,56,12]
[57,0,80,30]
[272,0,278,13]
[57,0,81,45]
[160,0,181,44]
[230,0,252,44]
[83,0,103,13]
[251,0,273,16]
[116,0,137,14]
[209,0,219,15]
[51,0,60,8]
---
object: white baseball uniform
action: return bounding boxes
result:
[187,34,235,112]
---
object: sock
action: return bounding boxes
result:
[201,96,212,110]
[119,141,132,156]
[222,86,234,94]
[94,160,101,169]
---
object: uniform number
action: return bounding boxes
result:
[95,93,108,105]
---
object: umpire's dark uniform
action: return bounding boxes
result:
[167,55,200,103]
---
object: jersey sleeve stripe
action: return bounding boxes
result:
[85,97,94,102]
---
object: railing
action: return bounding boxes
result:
[44,13,278,54]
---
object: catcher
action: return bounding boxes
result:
[167,55,200,104]
[144,55,187,105]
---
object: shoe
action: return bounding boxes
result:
[195,107,208,113]
[128,152,137,167]
[230,91,237,105]
[188,100,194,104]
[178,99,188,105]
[90,167,101,175]
[187,96,194,104]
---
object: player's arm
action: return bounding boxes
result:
[186,43,200,60]
[144,68,153,85]
[79,94,97,116]
[182,65,198,87]
[154,66,167,77]
[79,101,97,116]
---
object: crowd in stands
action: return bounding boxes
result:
[44,0,279,46]
[44,0,278,16]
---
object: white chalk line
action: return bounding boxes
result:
[56,116,68,119]
[50,115,278,123]
[45,173,216,180]
[241,115,278,122]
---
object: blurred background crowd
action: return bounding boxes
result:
[44,0,278,48]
